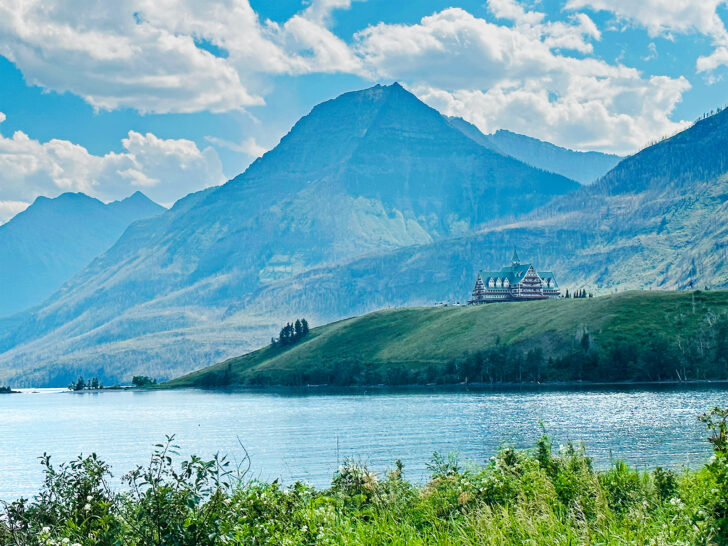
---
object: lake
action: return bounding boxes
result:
[1,385,726,500]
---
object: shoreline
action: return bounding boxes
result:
[11,378,728,394]
[156,378,728,394]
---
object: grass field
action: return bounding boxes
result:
[167,290,728,388]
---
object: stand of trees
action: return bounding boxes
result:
[271,318,310,348]
[564,289,592,298]
[68,377,103,391]
[132,376,157,387]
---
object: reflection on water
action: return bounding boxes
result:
[1,385,726,499]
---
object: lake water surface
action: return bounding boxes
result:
[1,385,727,500]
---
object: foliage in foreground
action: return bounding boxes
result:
[2,408,728,545]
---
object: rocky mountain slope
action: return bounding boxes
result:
[0,83,578,387]
[236,107,728,325]
[0,192,163,318]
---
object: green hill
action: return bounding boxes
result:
[167,290,728,388]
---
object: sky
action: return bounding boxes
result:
[0,0,727,222]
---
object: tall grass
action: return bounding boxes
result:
[3,408,728,545]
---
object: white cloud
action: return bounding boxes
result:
[205,136,268,157]
[0,200,29,224]
[565,0,728,39]
[566,0,728,72]
[0,1,264,113]
[643,42,659,61]
[0,0,367,114]
[302,0,359,26]
[415,75,690,154]
[488,0,545,25]
[354,7,689,154]
[698,46,728,73]
[0,113,225,205]
[0,1,698,155]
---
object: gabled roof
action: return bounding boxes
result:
[478,263,559,287]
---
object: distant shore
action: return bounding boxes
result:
[153,378,728,395]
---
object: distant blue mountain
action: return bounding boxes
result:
[0,191,164,317]
[0,83,580,386]
[446,117,623,184]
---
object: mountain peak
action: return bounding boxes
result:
[23,193,102,217]
[116,191,159,207]
[108,191,165,216]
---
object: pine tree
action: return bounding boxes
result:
[294,319,303,340]
[301,318,309,336]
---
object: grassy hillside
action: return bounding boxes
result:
[167,290,728,388]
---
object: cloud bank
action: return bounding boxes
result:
[0,112,224,215]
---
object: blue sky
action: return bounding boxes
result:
[0,0,726,221]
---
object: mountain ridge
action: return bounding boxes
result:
[446,117,623,184]
[0,191,164,318]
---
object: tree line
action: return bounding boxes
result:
[564,289,592,298]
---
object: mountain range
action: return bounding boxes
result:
[0,192,164,318]
[446,117,623,184]
[0,84,725,387]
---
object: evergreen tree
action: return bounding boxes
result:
[301,318,309,336]
[294,319,303,339]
